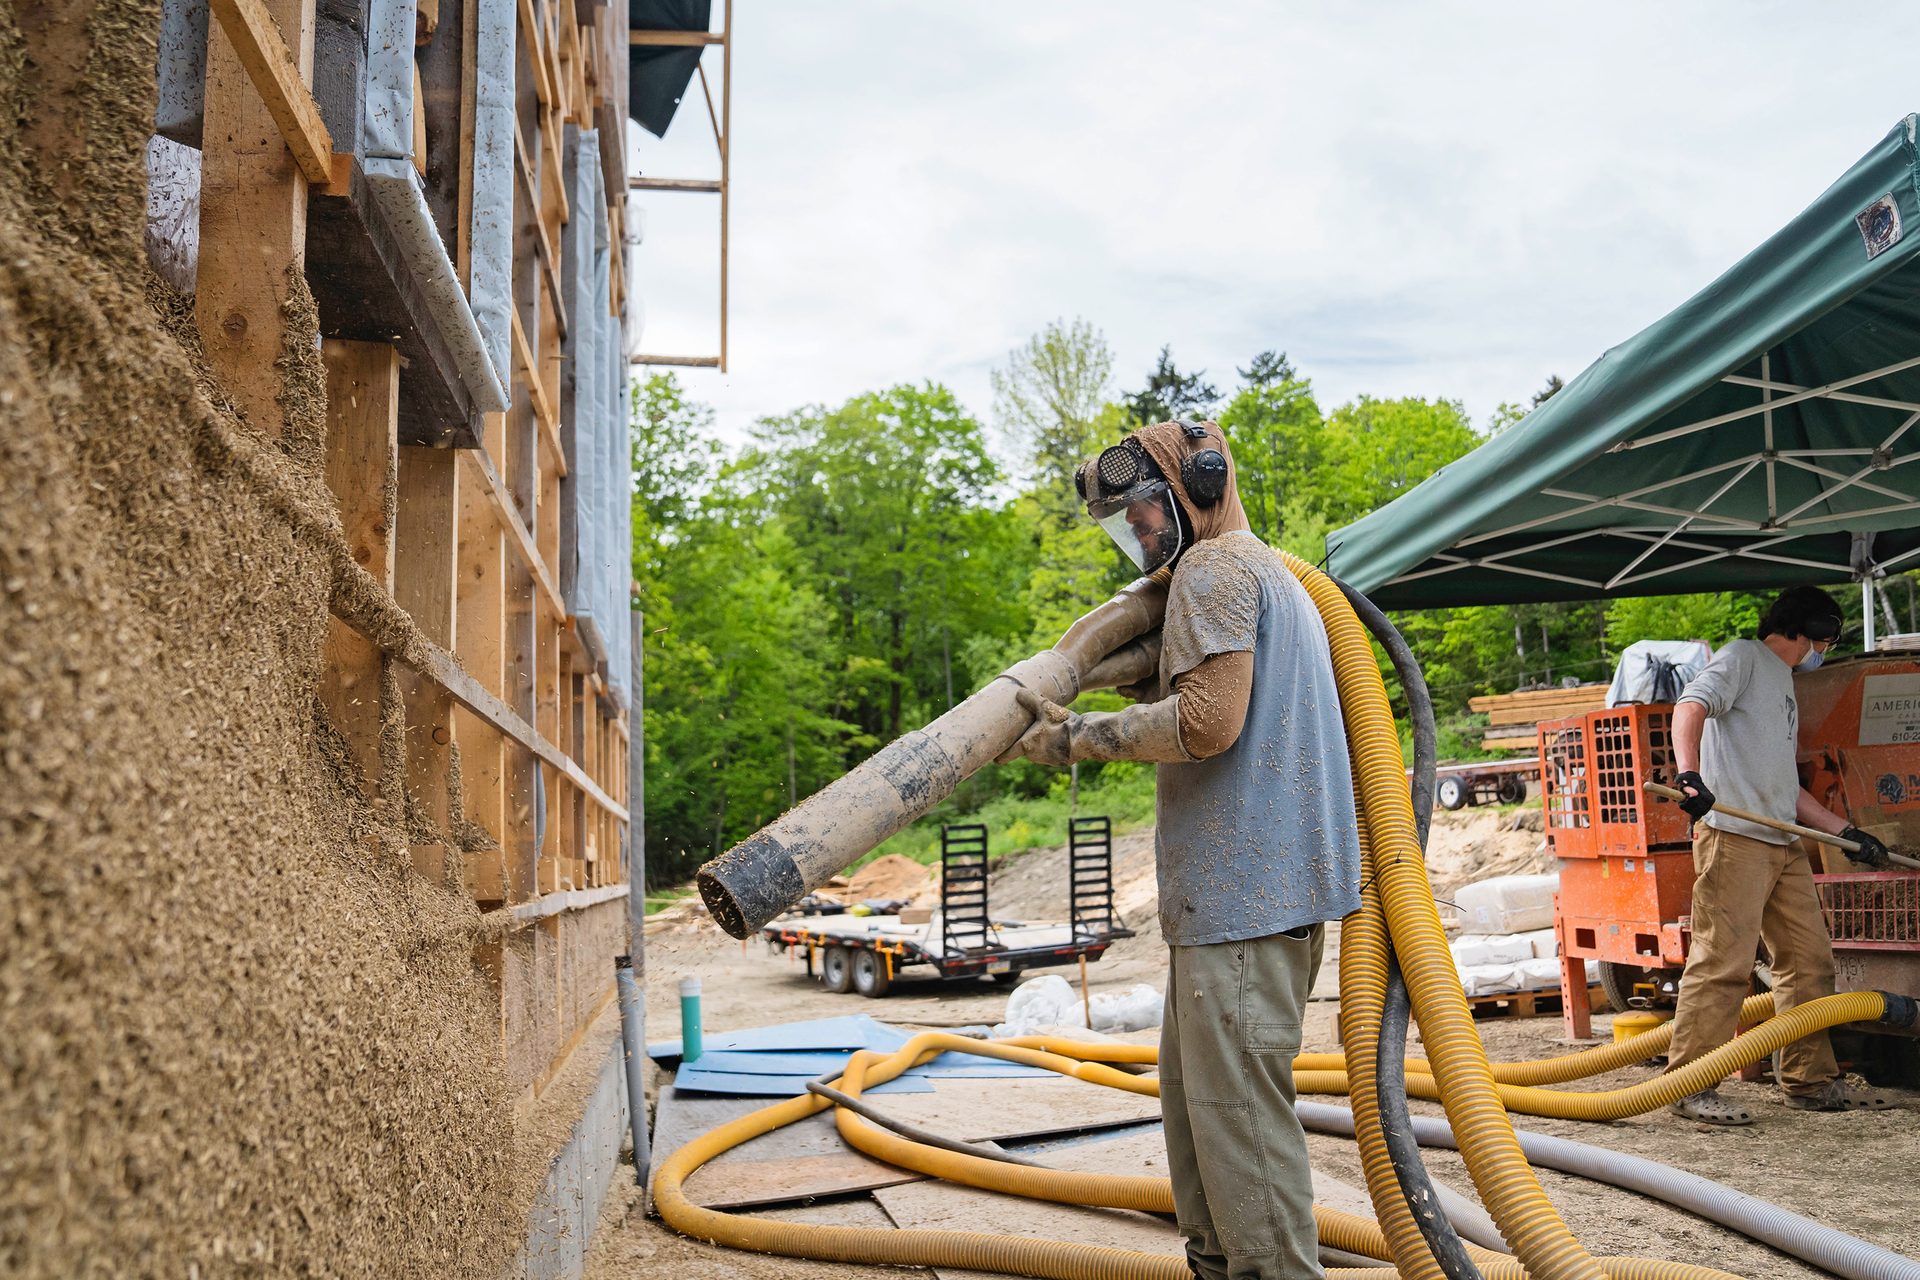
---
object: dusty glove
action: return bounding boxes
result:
[995,688,1192,767]
[1839,826,1891,869]
[1673,770,1715,820]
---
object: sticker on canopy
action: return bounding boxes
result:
[1855,194,1902,260]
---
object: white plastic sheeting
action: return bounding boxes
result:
[360,0,507,412]
[467,0,516,389]
[144,135,201,293]
[560,128,634,700]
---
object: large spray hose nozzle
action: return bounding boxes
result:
[696,578,1168,938]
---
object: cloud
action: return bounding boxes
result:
[625,2,1920,452]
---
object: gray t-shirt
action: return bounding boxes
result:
[1675,637,1800,844]
[1153,532,1364,945]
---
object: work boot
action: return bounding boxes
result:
[1669,1088,1753,1125]
[1783,1080,1898,1112]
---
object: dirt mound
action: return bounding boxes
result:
[1423,806,1556,901]
[0,16,521,1275]
[846,854,934,904]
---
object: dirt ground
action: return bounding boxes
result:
[588,811,1918,1279]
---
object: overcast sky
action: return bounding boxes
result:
[625,3,1920,456]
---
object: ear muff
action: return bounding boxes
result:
[1172,421,1229,509]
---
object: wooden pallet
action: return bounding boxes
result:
[1465,985,1610,1020]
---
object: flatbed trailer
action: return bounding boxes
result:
[760,913,1125,997]
[1431,757,1538,810]
[759,817,1133,997]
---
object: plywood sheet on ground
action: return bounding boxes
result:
[877,1075,1163,1142]
[650,1086,926,1210]
[873,1125,1383,1280]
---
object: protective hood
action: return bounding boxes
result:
[1132,420,1252,545]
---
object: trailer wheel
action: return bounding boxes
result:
[1497,775,1528,805]
[852,949,893,998]
[990,968,1023,986]
[1437,775,1469,810]
[821,946,855,994]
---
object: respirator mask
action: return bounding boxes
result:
[1076,440,1185,574]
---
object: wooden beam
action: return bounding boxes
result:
[630,355,720,368]
[458,447,564,622]
[628,29,722,45]
[394,445,461,883]
[322,341,402,582]
[512,117,569,337]
[196,0,316,438]
[511,307,565,475]
[455,464,509,899]
[208,0,335,183]
[627,176,721,192]
[416,640,629,822]
[518,0,556,106]
[319,340,400,793]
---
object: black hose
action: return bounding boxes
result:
[1337,578,1485,1280]
[804,1071,1051,1168]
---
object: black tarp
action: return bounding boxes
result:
[629,0,711,138]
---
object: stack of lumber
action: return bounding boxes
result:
[1469,684,1607,751]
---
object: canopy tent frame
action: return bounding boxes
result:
[1326,115,1920,645]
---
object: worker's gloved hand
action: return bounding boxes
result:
[997,689,1079,767]
[995,688,1191,767]
[1839,826,1892,869]
[1673,770,1715,820]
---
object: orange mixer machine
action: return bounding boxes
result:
[1536,655,1920,1049]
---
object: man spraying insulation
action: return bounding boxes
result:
[997,420,1362,1280]
[1668,585,1897,1125]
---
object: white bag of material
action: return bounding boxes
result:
[1089,983,1163,1033]
[1450,934,1533,967]
[1453,873,1559,935]
[993,974,1087,1037]
[1515,957,1563,991]
[1519,928,1559,960]
[1459,963,1521,997]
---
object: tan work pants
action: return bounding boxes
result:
[1667,826,1838,1095]
[1160,926,1324,1280]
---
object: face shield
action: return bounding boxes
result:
[1077,442,1185,573]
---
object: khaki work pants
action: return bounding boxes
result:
[1161,926,1325,1280]
[1667,826,1839,1096]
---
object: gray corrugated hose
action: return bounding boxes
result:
[1296,1102,1920,1280]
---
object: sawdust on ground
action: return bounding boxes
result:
[599,808,1914,1279]
[0,11,549,1272]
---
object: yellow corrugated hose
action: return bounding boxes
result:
[1292,994,1778,1086]
[651,554,1883,1280]
[1289,991,1887,1119]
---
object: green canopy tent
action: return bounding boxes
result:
[1327,116,1920,630]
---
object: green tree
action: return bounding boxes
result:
[1605,592,1762,651]
[1320,395,1480,521]
[748,383,1032,741]
[1219,355,1325,545]
[1124,345,1220,425]
[991,318,1115,496]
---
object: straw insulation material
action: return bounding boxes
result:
[0,4,535,1271]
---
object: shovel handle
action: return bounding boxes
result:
[1643,781,1856,849]
[1642,781,1920,869]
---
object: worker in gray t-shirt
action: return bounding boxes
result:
[999,419,1361,1280]
[1666,585,1894,1124]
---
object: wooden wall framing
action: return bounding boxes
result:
[190,0,635,1102]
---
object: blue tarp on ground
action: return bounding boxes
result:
[651,1014,1053,1096]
